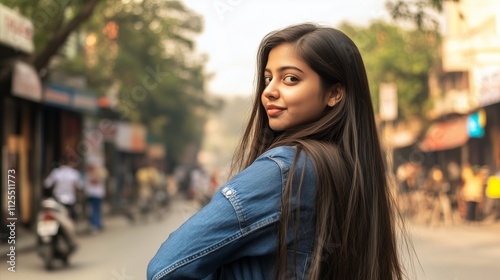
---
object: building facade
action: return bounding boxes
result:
[424,0,500,172]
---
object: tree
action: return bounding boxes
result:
[1,0,102,71]
[59,0,220,168]
[4,0,220,168]
[338,21,440,122]
[386,0,460,30]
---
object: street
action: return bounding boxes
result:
[0,198,201,280]
[410,221,500,280]
[1,198,499,280]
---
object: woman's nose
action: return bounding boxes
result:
[262,81,279,100]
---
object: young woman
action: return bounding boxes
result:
[148,23,406,280]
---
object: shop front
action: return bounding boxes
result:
[0,61,43,233]
[0,4,41,239]
[112,122,147,207]
[41,83,99,174]
[418,115,469,171]
[475,66,500,173]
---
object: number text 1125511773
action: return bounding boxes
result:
[6,169,16,272]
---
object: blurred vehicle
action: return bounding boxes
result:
[36,197,78,270]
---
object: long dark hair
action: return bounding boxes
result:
[231,23,406,279]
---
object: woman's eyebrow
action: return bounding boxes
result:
[264,66,304,73]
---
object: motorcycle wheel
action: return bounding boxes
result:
[62,256,70,267]
[40,243,54,270]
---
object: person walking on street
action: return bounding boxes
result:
[136,160,160,219]
[43,157,83,221]
[147,23,408,280]
[84,160,108,232]
[486,170,500,220]
[447,160,462,206]
[461,164,485,224]
[425,166,453,226]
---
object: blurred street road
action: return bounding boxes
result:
[1,198,500,280]
[410,221,500,280]
[0,198,200,280]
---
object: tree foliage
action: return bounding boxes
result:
[73,0,220,168]
[3,0,220,168]
[338,21,440,122]
[386,0,460,30]
[0,0,101,71]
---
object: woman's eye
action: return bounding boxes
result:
[264,77,272,85]
[283,75,299,84]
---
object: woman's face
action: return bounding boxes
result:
[261,43,332,131]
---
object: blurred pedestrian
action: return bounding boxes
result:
[135,159,160,217]
[486,171,500,220]
[396,163,411,216]
[188,166,210,205]
[148,23,407,280]
[43,157,83,220]
[447,160,461,205]
[426,166,453,226]
[461,164,485,223]
[396,163,410,194]
[84,160,108,232]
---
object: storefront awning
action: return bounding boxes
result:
[11,61,42,102]
[418,117,469,152]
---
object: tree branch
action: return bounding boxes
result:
[30,0,102,71]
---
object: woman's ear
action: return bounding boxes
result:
[326,84,343,107]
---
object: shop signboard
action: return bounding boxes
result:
[43,83,98,113]
[0,4,34,53]
[475,66,500,107]
[11,61,42,102]
[467,110,487,138]
[43,84,73,109]
[115,122,147,153]
[73,90,98,113]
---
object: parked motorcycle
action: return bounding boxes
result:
[36,197,78,270]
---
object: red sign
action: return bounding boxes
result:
[0,4,34,53]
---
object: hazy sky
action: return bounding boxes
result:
[182,0,390,97]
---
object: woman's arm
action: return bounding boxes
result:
[147,155,285,280]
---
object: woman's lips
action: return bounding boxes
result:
[267,108,284,117]
[267,105,285,117]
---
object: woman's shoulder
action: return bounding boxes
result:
[257,145,313,173]
[260,146,297,159]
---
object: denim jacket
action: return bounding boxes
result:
[147,146,317,280]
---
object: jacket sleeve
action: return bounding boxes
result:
[147,155,285,280]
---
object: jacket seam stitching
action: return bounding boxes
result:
[152,217,279,280]
[267,155,289,193]
[225,187,246,229]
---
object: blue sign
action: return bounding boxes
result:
[467,112,485,138]
[43,84,73,109]
[43,83,98,114]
